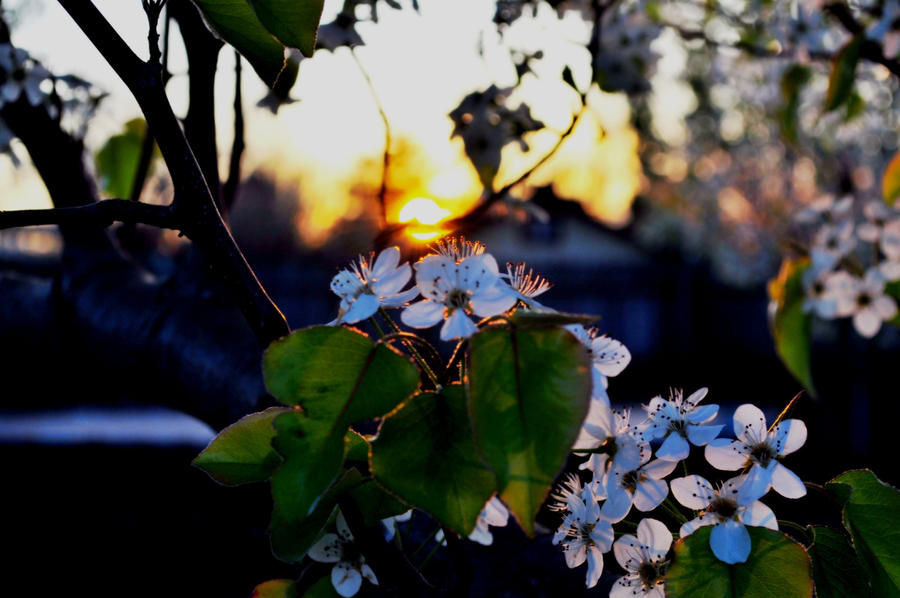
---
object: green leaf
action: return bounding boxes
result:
[882,151,900,205]
[468,326,591,536]
[94,118,158,199]
[666,526,813,598]
[247,0,324,57]
[809,525,871,598]
[508,310,599,328]
[825,36,862,113]
[347,479,409,528]
[251,579,299,598]
[768,258,815,396]
[371,385,496,536]
[192,406,291,485]
[301,577,341,597]
[270,467,363,563]
[265,326,419,524]
[190,0,295,89]
[827,470,900,597]
[777,64,811,143]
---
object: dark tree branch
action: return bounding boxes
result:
[169,0,224,205]
[0,199,177,231]
[57,0,289,346]
[823,3,900,77]
[223,50,245,211]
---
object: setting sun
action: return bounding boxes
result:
[398,197,452,225]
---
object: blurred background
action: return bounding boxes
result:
[1,0,899,595]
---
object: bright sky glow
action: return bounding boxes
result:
[2,0,643,245]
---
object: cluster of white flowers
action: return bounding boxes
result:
[796,194,900,338]
[328,239,555,340]
[0,44,50,109]
[554,376,807,592]
[325,239,807,595]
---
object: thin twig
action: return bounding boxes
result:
[351,49,390,228]
[222,50,245,211]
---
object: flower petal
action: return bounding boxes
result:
[415,255,455,301]
[340,293,380,324]
[643,459,679,480]
[679,513,716,537]
[308,533,342,563]
[633,478,669,512]
[736,464,772,505]
[371,262,411,297]
[686,424,723,447]
[671,475,716,510]
[585,547,604,588]
[330,270,363,299]
[613,534,642,571]
[710,520,751,564]
[371,247,401,279]
[853,308,882,338]
[770,462,807,498]
[332,562,362,597]
[686,403,718,424]
[656,433,690,461]
[336,511,354,542]
[458,253,500,292]
[601,486,633,522]
[564,542,587,569]
[739,500,778,530]
[705,439,748,471]
[381,286,420,307]
[772,419,807,457]
[610,575,643,598]
[590,335,631,377]
[360,562,378,585]
[637,517,673,554]
[440,308,478,340]
[470,281,516,317]
[401,300,444,329]
[733,404,767,443]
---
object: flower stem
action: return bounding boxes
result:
[378,307,441,387]
[662,499,688,524]
[369,315,387,338]
[411,524,443,561]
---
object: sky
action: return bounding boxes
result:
[2,0,643,244]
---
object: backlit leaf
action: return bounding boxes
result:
[468,326,591,536]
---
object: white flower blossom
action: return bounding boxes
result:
[705,404,807,503]
[671,474,777,564]
[602,453,678,522]
[566,325,631,401]
[467,496,509,545]
[0,44,50,107]
[328,247,418,325]
[857,201,895,243]
[831,269,898,338]
[554,485,615,589]
[308,511,379,597]
[574,401,648,486]
[642,387,723,462]
[401,251,516,340]
[796,194,853,226]
[610,518,672,598]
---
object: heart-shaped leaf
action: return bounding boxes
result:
[371,385,496,536]
[827,469,900,597]
[468,326,591,536]
[247,0,325,57]
[193,406,291,485]
[666,526,813,597]
[265,326,419,526]
[808,525,870,598]
[190,0,296,89]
